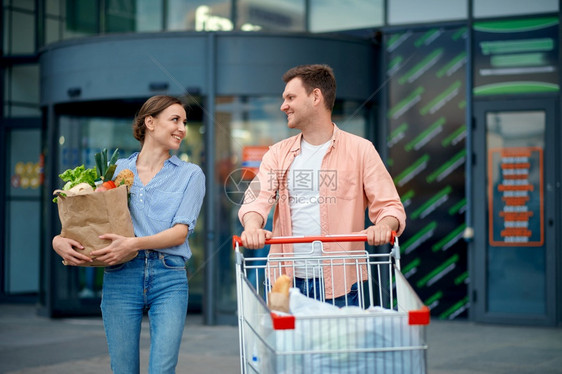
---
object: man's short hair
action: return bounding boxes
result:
[282,64,336,111]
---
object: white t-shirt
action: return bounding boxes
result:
[287,138,331,278]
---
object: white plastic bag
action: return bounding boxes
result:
[267,288,425,374]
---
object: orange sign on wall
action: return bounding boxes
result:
[241,146,269,180]
[488,147,544,246]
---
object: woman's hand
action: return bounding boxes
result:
[90,234,137,266]
[52,235,93,266]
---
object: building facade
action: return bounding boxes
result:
[1,0,561,326]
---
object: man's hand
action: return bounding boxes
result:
[359,216,399,246]
[240,228,272,249]
[240,212,271,249]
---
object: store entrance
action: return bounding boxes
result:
[471,99,557,325]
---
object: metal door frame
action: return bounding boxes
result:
[471,98,558,326]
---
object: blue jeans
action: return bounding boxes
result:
[294,278,360,307]
[101,250,188,374]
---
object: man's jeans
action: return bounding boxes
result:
[101,250,188,374]
[293,277,360,307]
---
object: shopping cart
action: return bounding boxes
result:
[233,234,430,374]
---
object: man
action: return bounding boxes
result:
[238,64,406,305]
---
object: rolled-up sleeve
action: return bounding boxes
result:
[173,167,206,236]
[238,147,279,228]
[363,145,407,236]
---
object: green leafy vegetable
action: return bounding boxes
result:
[58,165,98,190]
[95,148,120,181]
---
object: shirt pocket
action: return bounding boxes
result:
[333,170,359,200]
[146,190,182,223]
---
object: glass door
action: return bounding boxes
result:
[472,99,557,325]
[3,120,42,299]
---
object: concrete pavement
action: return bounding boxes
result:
[1,303,561,373]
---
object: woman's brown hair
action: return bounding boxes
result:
[132,95,184,144]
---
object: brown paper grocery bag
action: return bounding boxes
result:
[55,185,136,267]
[268,292,290,313]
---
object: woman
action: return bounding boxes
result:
[52,95,206,373]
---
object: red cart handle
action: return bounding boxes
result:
[233,231,396,249]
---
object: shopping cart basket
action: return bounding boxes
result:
[233,234,430,374]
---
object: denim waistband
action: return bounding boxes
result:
[136,250,161,259]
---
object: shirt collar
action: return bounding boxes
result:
[290,123,340,154]
[167,155,181,166]
[128,152,181,166]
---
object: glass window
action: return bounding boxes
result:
[46,0,62,16]
[474,0,558,18]
[46,17,61,45]
[65,0,98,38]
[105,0,163,33]
[5,128,41,295]
[310,0,383,33]
[7,106,41,117]
[9,0,35,11]
[9,10,35,54]
[11,65,39,104]
[237,0,305,32]
[135,0,163,32]
[4,65,41,118]
[166,0,231,31]
[105,0,136,33]
[388,0,466,25]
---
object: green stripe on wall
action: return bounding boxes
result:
[425,291,443,306]
[401,221,437,255]
[448,198,466,215]
[442,124,466,147]
[401,189,415,203]
[491,53,546,67]
[388,86,425,119]
[388,122,408,143]
[474,82,559,95]
[411,185,452,220]
[417,254,459,288]
[452,27,467,41]
[399,48,444,85]
[426,149,466,183]
[388,32,407,49]
[436,51,467,78]
[454,271,469,285]
[439,296,469,319]
[474,17,558,33]
[415,29,441,47]
[480,38,554,55]
[432,223,466,252]
[420,80,462,115]
[388,56,403,71]
[405,117,445,151]
[394,154,430,186]
[402,257,421,274]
